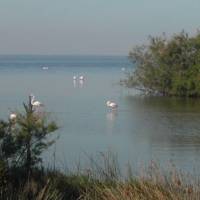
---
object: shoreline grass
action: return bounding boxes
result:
[1,153,200,200]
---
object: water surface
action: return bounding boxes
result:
[0,55,200,173]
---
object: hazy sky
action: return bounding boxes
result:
[0,0,200,55]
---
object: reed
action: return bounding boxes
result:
[0,152,200,200]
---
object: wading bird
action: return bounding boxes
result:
[9,112,17,121]
[106,101,118,109]
[30,94,44,107]
[79,75,84,80]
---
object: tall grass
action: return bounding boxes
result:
[78,153,200,200]
[1,152,200,200]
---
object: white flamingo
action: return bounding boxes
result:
[30,94,44,107]
[106,101,118,109]
[79,75,84,80]
[9,112,17,121]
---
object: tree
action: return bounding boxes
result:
[0,96,58,176]
[124,31,200,97]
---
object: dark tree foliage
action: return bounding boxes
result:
[125,31,200,97]
[0,96,58,176]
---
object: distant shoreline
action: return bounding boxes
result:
[0,54,128,57]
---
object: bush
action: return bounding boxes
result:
[125,31,200,97]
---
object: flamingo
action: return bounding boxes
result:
[79,75,84,80]
[106,101,118,109]
[30,94,44,107]
[9,112,17,121]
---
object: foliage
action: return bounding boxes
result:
[0,151,200,199]
[0,96,58,175]
[0,177,63,200]
[124,31,200,97]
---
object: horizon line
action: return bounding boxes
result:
[0,53,128,57]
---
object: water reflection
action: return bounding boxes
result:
[106,111,117,121]
[73,79,85,88]
[106,110,118,135]
[121,95,200,171]
[73,80,77,88]
[79,80,84,88]
[125,95,200,113]
[124,95,200,148]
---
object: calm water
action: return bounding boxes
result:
[0,55,200,173]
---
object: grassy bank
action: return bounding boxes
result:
[1,156,200,200]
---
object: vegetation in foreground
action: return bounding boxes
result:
[124,30,200,97]
[1,154,200,200]
[0,98,200,199]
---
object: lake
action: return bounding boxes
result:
[0,55,200,174]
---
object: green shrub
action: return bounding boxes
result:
[0,96,58,176]
[125,31,200,97]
